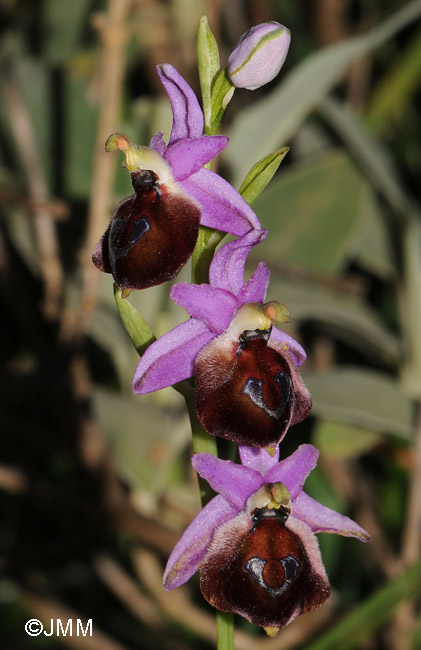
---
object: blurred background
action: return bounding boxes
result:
[0,0,421,648]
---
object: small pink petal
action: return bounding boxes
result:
[209,230,268,295]
[182,168,262,236]
[270,327,307,366]
[149,132,167,156]
[265,444,319,500]
[238,261,270,303]
[192,453,263,510]
[166,136,228,181]
[163,495,236,589]
[239,445,280,475]
[132,319,214,394]
[170,283,237,333]
[293,492,370,541]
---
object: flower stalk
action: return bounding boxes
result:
[217,611,235,650]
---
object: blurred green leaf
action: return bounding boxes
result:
[226,0,421,185]
[238,146,289,205]
[45,0,89,65]
[366,26,421,132]
[351,187,396,280]
[64,75,98,197]
[253,151,367,274]
[320,96,411,216]
[303,367,414,438]
[94,387,188,493]
[410,619,421,649]
[313,420,382,459]
[379,457,408,533]
[304,561,421,650]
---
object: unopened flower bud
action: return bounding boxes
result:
[228,22,291,90]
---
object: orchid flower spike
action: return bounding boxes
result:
[164,444,369,636]
[133,230,311,448]
[92,64,261,293]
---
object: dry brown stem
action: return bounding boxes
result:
[321,457,399,579]
[388,404,421,649]
[72,0,132,340]
[93,554,160,625]
[68,353,129,514]
[2,67,64,320]
[0,187,69,220]
[401,404,421,567]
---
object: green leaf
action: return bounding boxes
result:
[305,561,421,650]
[113,284,156,356]
[209,68,235,135]
[44,0,88,65]
[320,96,410,216]
[410,619,421,649]
[226,0,421,185]
[238,146,289,205]
[313,420,382,459]
[94,387,186,492]
[302,367,414,439]
[197,15,220,131]
[64,75,98,198]
[366,26,421,132]
[253,151,366,274]
[351,187,396,280]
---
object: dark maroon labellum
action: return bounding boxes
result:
[195,329,311,447]
[92,170,200,291]
[200,507,330,629]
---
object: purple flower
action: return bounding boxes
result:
[228,22,291,90]
[92,64,260,292]
[133,230,312,447]
[163,444,369,635]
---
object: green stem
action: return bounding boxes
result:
[192,226,226,284]
[189,235,236,647]
[183,378,218,505]
[193,36,236,648]
[217,611,235,650]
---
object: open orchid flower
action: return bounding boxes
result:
[133,230,311,448]
[164,444,369,636]
[92,64,261,292]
